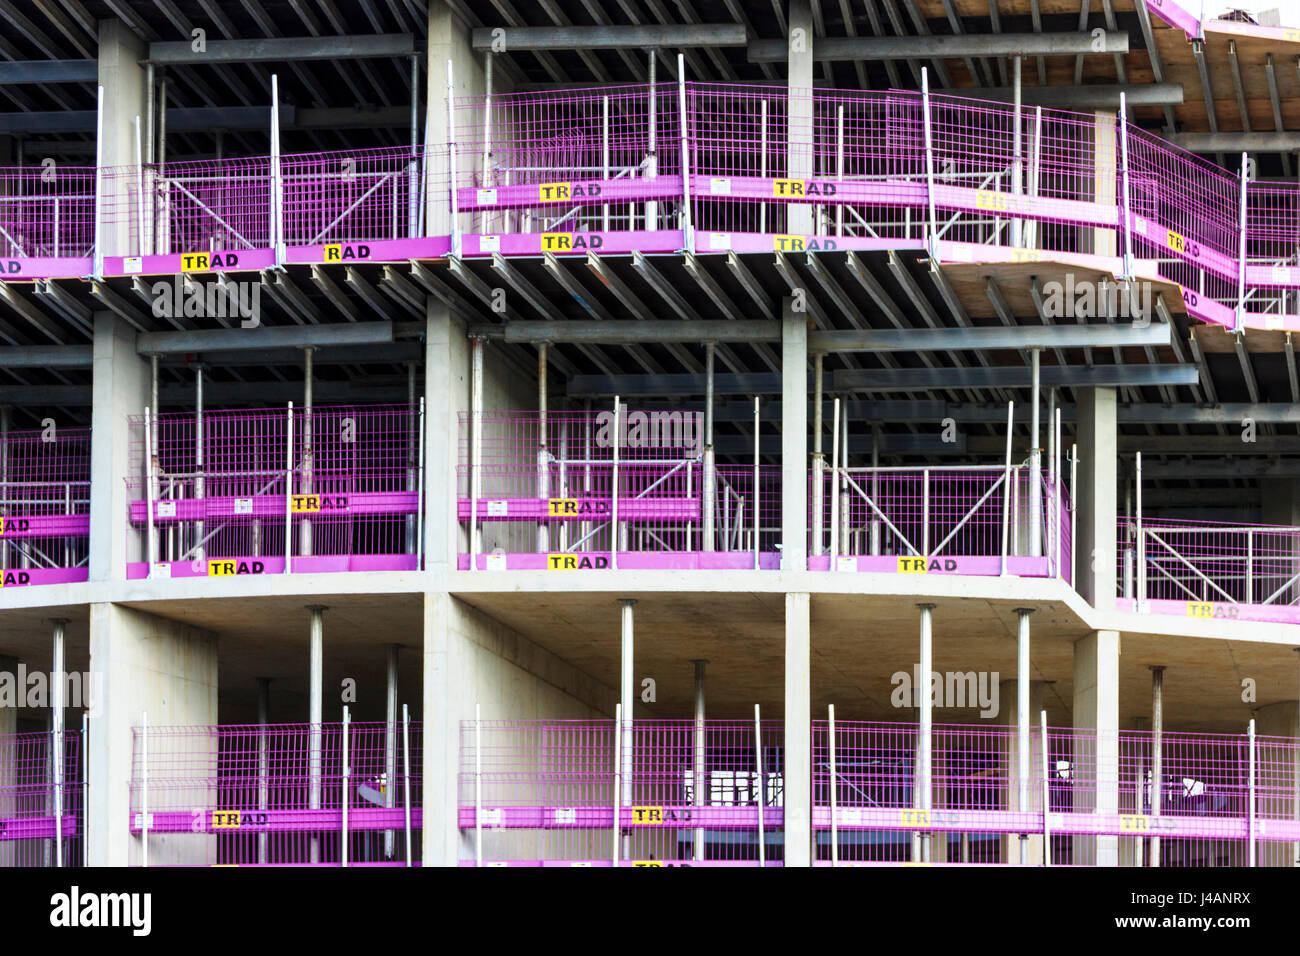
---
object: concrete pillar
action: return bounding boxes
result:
[425,1,488,238]
[1255,699,1299,866]
[784,592,811,866]
[306,605,325,864]
[90,313,151,582]
[87,603,217,866]
[1149,665,1165,867]
[618,599,635,860]
[786,0,814,234]
[97,20,147,256]
[692,659,707,860]
[422,590,460,866]
[425,299,459,572]
[1075,388,1118,609]
[916,604,934,863]
[782,299,808,571]
[1082,111,1118,256]
[1073,629,1120,866]
[0,654,16,868]
[997,678,1047,864]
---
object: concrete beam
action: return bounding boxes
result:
[0,105,421,134]
[148,34,415,64]
[0,59,97,85]
[137,321,395,355]
[471,24,748,51]
[0,345,92,368]
[748,31,1129,62]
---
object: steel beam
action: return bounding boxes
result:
[0,345,91,368]
[1171,131,1300,153]
[944,84,1182,108]
[137,322,395,355]
[747,31,1128,62]
[471,319,779,344]
[0,59,96,85]
[811,323,1168,352]
[148,34,415,64]
[471,24,747,51]
[568,364,1197,396]
[832,365,1198,391]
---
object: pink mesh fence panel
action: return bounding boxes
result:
[1,425,91,574]
[0,729,84,867]
[130,721,422,866]
[0,166,96,258]
[127,404,421,567]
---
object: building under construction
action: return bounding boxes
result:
[1,0,1300,867]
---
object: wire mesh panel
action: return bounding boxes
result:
[460,719,781,865]
[130,721,422,867]
[0,729,84,868]
[280,147,422,246]
[150,155,273,256]
[455,84,683,239]
[0,426,91,583]
[458,410,778,567]
[126,404,422,576]
[1121,516,1300,608]
[0,166,96,258]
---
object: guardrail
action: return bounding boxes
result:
[129,717,422,866]
[126,403,423,580]
[1,425,91,588]
[0,728,84,867]
[4,77,1300,333]
[460,716,1297,866]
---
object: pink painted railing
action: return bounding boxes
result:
[0,166,95,259]
[0,425,91,587]
[129,721,422,866]
[9,75,1300,329]
[460,718,1299,866]
[0,729,84,867]
[125,404,422,579]
[1118,516,1300,620]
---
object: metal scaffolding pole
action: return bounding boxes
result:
[692,660,707,860]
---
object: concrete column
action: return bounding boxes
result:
[1082,111,1118,256]
[1149,665,1165,867]
[0,654,16,868]
[1073,629,1120,866]
[385,644,399,860]
[1075,388,1118,609]
[916,604,934,863]
[692,659,707,860]
[90,313,151,582]
[422,589,460,865]
[782,299,808,571]
[784,592,811,866]
[256,677,271,865]
[306,605,325,864]
[426,1,488,238]
[786,0,814,234]
[425,299,460,572]
[87,603,217,866]
[618,598,635,860]
[1255,698,1299,866]
[97,20,147,256]
[997,678,1047,864]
